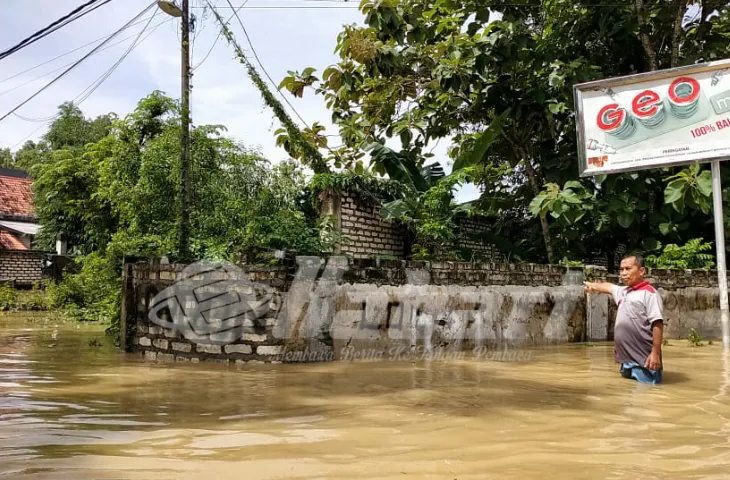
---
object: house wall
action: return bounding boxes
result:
[0,250,45,286]
[450,216,502,262]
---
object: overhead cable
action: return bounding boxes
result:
[0,1,157,123]
[0,0,114,61]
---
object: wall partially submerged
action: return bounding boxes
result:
[122,258,727,364]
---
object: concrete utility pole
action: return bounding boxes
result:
[180,0,191,260]
[157,1,191,260]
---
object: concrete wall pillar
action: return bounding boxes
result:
[586,293,609,341]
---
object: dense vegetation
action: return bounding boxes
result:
[278,0,730,267]
[1,94,336,336]
[2,0,729,336]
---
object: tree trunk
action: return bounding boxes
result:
[521,157,556,264]
[670,0,688,68]
[635,0,658,71]
[538,212,555,264]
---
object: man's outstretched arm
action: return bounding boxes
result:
[583,281,616,295]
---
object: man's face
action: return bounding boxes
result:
[619,257,645,287]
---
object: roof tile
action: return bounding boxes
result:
[0,175,34,217]
[0,230,28,250]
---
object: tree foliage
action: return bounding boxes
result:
[4,94,338,334]
[29,92,329,262]
[279,0,730,266]
[0,148,12,169]
[645,238,715,270]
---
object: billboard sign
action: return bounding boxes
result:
[574,58,730,177]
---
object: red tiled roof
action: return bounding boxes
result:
[0,174,34,217]
[0,230,28,250]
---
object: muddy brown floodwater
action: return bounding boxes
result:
[1,313,730,479]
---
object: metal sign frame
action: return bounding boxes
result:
[574,58,730,178]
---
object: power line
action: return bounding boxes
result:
[0,14,158,85]
[74,8,160,105]
[11,122,52,150]
[7,4,164,142]
[0,1,157,124]
[0,18,170,97]
[221,0,316,130]
[9,15,169,124]
[13,112,60,123]
[195,2,652,7]
[0,0,115,61]
[194,0,250,70]
[217,0,341,162]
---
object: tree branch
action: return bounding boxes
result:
[504,128,555,263]
[635,0,658,71]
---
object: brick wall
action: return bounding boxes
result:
[124,257,730,364]
[122,258,590,364]
[452,216,502,262]
[123,260,300,364]
[325,192,501,261]
[337,194,405,259]
[0,251,45,285]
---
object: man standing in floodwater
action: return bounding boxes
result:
[583,254,664,384]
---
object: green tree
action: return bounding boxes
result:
[45,102,115,151]
[0,148,12,168]
[13,141,48,173]
[32,92,330,262]
[645,238,715,270]
[279,0,730,265]
[32,92,335,334]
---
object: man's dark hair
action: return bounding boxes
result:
[621,253,645,268]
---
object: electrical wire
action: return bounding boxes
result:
[0,18,170,98]
[7,4,164,146]
[10,15,169,124]
[0,0,115,61]
[0,1,157,123]
[0,13,158,85]
[193,0,250,70]
[194,4,359,8]
[11,122,52,150]
[13,112,61,123]
[216,0,341,161]
[190,0,200,68]
[74,8,159,105]
[196,2,650,7]
[220,0,315,129]
[201,0,357,6]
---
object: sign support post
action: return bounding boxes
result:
[711,160,730,349]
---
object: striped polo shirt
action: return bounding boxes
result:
[610,280,664,365]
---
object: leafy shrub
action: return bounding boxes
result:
[688,327,703,347]
[0,283,51,311]
[15,283,49,310]
[0,284,17,310]
[645,238,714,270]
[47,252,120,325]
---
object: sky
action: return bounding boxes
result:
[0,0,480,202]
